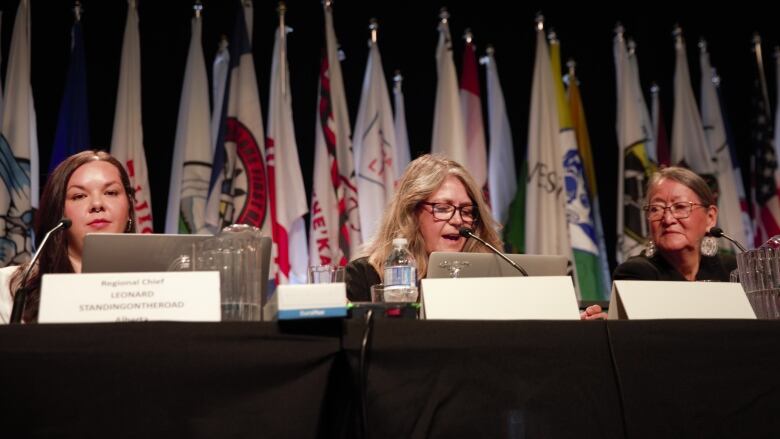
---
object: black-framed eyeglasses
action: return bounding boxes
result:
[419,202,478,224]
[643,201,708,221]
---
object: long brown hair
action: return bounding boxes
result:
[361,154,502,279]
[10,150,136,322]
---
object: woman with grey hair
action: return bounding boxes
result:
[613,166,735,281]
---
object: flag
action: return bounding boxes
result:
[111,0,153,233]
[671,30,714,175]
[460,36,488,189]
[749,34,780,246]
[164,14,211,234]
[392,72,411,179]
[210,36,229,160]
[651,84,671,167]
[309,3,361,266]
[627,39,656,164]
[484,47,516,226]
[431,12,467,165]
[205,2,270,236]
[267,25,308,284]
[50,17,90,172]
[567,62,612,300]
[1,0,38,263]
[550,35,603,300]
[699,41,752,252]
[614,27,656,262]
[354,33,397,243]
[525,22,569,257]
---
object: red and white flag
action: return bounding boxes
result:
[267,25,308,284]
[309,3,361,266]
[354,33,397,243]
[460,36,487,189]
[111,0,153,233]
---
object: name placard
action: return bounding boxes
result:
[421,276,580,320]
[608,280,756,320]
[39,271,221,323]
[263,283,347,320]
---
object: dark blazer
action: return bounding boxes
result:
[613,252,737,282]
[345,256,381,302]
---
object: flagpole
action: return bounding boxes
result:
[753,33,771,117]
[73,1,82,22]
[277,1,287,97]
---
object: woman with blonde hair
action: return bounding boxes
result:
[345,154,502,302]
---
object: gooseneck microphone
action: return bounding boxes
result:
[708,227,747,252]
[458,226,528,276]
[10,218,72,324]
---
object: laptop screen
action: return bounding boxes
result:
[81,233,212,273]
[426,252,568,278]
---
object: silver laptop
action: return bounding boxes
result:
[82,233,212,273]
[427,252,569,278]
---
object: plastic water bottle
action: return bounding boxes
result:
[383,238,418,302]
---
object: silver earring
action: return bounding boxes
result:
[126,218,134,232]
[644,240,656,258]
[701,235,718,257]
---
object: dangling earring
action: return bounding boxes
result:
[644,240,656,258]
[701,235,718,257]
[126,218,134,232]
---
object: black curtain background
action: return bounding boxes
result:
[1,0,778,273]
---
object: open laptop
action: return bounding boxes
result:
[427,252,568,278]
[81,233,212,273]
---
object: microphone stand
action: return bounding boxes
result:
[459,227,528,276]
[10,219,72,324]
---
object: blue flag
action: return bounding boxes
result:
[50,20,90,171]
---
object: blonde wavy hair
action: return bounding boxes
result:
[361,154,503,279]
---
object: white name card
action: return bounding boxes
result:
[263,283,347,320]
[39,271,221,323]
[608,280,756,320]
[421,276,580,320]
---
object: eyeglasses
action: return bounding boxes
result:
[643,201,708,221]
[419,202,477,224]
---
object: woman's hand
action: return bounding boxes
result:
[580,304,607,320]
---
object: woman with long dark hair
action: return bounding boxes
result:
[0,150,136,323]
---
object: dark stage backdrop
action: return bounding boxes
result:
[1,0,778,272]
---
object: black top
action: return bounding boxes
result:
[613,252,737,282]
[345,256,380,302]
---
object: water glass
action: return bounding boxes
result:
[370,284,385,302]
[307,265,345,283]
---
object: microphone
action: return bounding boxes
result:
[458,227,528,276]
[10,218,72,324]
[708,227,747,252]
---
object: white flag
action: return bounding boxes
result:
[614,28,655,262]
[354,38,397,243]
[165,15,211,234]
[0,0,37,264]
[111,0,153,233]
[392,73,411,179]
[204,3,270,236]
[483,49,516,225]
[460,39,488,188]
[431,16,467,165]
[627,40,656,164]
[671,32,714,174]
[525,25,569,257]
[309,3,361,266]
[267,26,308,284]
[700,42,753,251]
